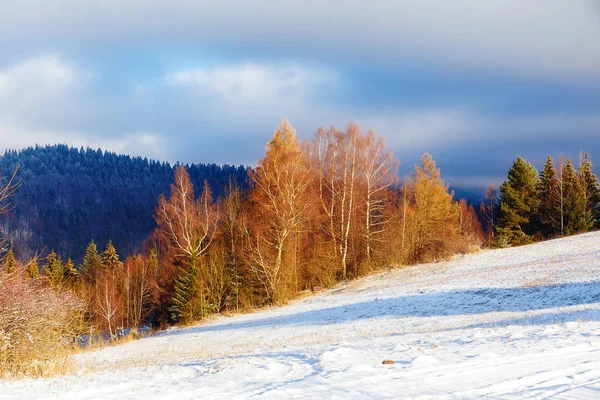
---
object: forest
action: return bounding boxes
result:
[1,120,599,378]
[0,145,248,261]
[483,155,600,247]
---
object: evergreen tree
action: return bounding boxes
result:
[497,157,539,245]
[168,257,200,323]
[64,258,80,285]
[44,250,65,288]
[579,153,600,228]
[81,240,102,283]
[101,240,124,297]
[562,158,587,235]
[3,248,16,274]
[25,258,40,279]
[102,240,122,273]
[537,156,561,236]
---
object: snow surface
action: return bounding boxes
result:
[2,232,600,399]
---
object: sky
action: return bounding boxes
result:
[0,0,599,190]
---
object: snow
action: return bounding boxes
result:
[2,232,600,399]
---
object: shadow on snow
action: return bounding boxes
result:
[160,281,600,337]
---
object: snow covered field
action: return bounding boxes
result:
[3,232,600,399]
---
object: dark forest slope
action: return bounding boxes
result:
[0,145,248,261]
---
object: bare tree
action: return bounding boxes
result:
[359,130,399,263]
[0,167,20,257]
[155,167,218,260]
[480,185,497,246]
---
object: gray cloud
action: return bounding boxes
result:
[1,1,599,82]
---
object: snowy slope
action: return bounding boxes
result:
[2,232,600,399]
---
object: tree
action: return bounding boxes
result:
[311,126,344,274]
[406,154,459,262]
[310,124,363,279]
[102,241,123,273]
[496,157,539,245]
[579,153,600,228]
[94,241,124,338]
[24,257,39,279]
[220,180,245,312]
[458,199,483,245]
[479,185,497,245]
[95,269,120,339]
[537,156,561,236]
[80,240,102,284]
[244,120,313,302]
[3,248,16,274]
[123,254,155,329]
[44,250,65,288]
[0,167,19,259]
[63,258,80,288]
[562,158,587,235]
[358,130,399,264]
[155,166,219,322]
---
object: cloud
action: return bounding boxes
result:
[0,55,85,126]
[1,53,599,190]
[0,55,167,160]
[169,64,335,102]
[1,1,599,82]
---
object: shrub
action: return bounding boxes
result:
[0,272,86,378]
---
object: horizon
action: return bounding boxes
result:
[3,141,596,195]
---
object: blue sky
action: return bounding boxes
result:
[0,0,599,189]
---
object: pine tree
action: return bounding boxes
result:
[579,153,600,229]
[537,156,561,236]
[3,248,16,274]
[25,258,40,279]
[497,157,539,245]
[44,250,64,288]
[81,240,102,283]
[562,158,587,235]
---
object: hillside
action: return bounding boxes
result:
[0,145,248,261]
[3,232,600,399]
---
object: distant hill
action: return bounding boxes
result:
[449,186,484,205]
[0,145,248,262]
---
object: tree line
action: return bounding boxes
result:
[484,154,600,246]
[1,120,483,358]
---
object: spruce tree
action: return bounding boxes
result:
[44,250,64,288]
[102,240,122,273]
[64,258,80,285]
[579,153,600,228]
[562,158,587,235]
[81,240,102,283]
[496,157,539,245]
[537,156,561,236]
[3,248,16,274]
[25,258,40,279]
[169,256,200,323]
